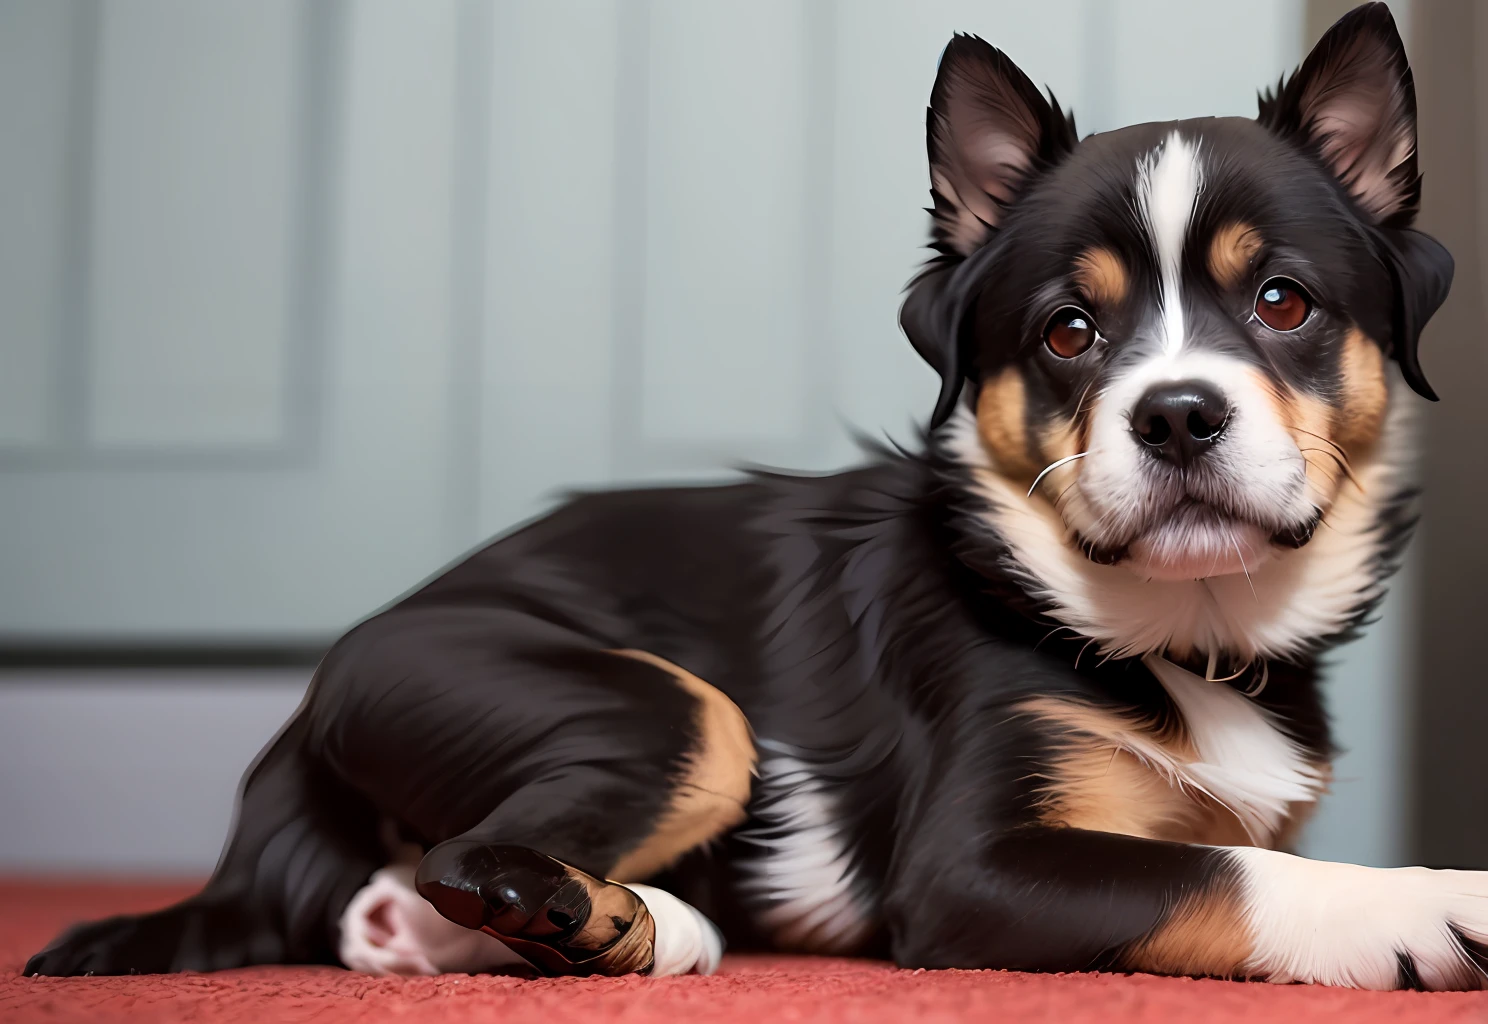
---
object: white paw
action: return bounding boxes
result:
[338,865,525,976]
[1231,848,1488,990]
[625,883,725,976]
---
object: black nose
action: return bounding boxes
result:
[1130,381,1230,467]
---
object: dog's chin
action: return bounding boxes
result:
[1125,520,1275,581]
[1087,504,1282,582]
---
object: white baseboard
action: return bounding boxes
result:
[0,670,308,873]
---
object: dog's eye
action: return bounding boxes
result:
[1044,306,1098,358]
[1254,278,1311,332]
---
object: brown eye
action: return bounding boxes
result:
[1254,278,1311,332]
[1044,306,1098,359]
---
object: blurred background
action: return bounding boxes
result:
[0,0,1482,875]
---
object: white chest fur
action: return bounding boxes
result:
[1141,656,1325,844]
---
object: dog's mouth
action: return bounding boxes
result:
[1076,499,1322,581]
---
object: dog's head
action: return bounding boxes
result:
[908,2,1451,585]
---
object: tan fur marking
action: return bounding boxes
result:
[1256,335,1387,512]
[607,650,756,882]
[1289,391,1338,501]
[1254,369,1345,508]
[1122,884,1255,979]
[1335,328,1389,454]
[1038,416,1081,467]
[569,865,653,957]
[976,370,1039,480]
[1026,416,1084,502]
[1207,222,1263,289]
[1020,696,1262,848]
[1073,247,1129,308]
[493,862,657,974]
[1036,743,1203,841]
[1020,696,1195,762]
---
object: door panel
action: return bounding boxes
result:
[0,0,75,449]
[87,0,300,449]
[0,0,464,636]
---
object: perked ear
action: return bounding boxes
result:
[926,35,1077,256]
[909,36,1075,429]
[1259,2,1420,225]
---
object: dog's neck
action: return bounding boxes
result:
[939,376,1416,665]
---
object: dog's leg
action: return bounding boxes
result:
[24,713,384,976]
[307,616,752,978]
[26,602,751,979]
[402,647,751,977]
[887,824,1488,990]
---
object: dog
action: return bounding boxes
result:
[27,2,1476,990]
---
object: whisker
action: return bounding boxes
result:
[1074,635,1099,670]
[1241,659,1270,697]
[1204,543,1223,579]
[1229,532,1258,603]
[1034,624,1076,651]
[1305,447,1362,491]
[1294,427,1353,465]
[1296,450,1344,485]
[1071,377,1105,421]
[1027,452,1089,498]
[1294,429,1364,488]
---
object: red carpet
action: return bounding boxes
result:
[3,881,1486,1023]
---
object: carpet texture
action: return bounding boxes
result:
[4,881,1487,1023]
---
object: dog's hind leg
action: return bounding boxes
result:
[23,712,384,976]
[403,646,754,977]
[25,604,755,979]
[302,611,755,978]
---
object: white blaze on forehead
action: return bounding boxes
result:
[1137,132,1203,356]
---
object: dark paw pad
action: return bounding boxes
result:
[415,842,653,976]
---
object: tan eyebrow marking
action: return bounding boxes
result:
[1072,246,1129,308]
[1208,222,1263,289]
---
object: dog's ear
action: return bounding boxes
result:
[902,238,1010,429]
[1259,2,1420,225]
[1260,4,1448,399]
[1374,227,1452,400]
[926,34,1077,257]
[901,258,964,428]
[911,36,1074,428]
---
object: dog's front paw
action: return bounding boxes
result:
[1232,850,1488,990]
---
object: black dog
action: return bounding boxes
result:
[28,2,1476,989]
